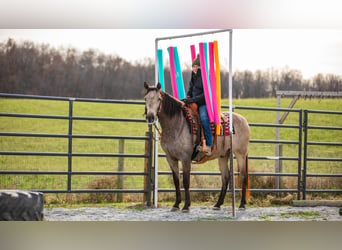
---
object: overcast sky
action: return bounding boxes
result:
[1,29,341,79]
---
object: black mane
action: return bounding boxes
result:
[161,92,184,118]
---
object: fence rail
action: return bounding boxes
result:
[0,93,153,205]
[0,93,341,204]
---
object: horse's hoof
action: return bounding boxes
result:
[170,207,180,212]
[238,206,246,211]
[181,208,190,213]
[213,206,221,210]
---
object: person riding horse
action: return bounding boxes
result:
[144,82,250,211]
[182,54,212,156]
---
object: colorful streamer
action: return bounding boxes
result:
[157,49,165,91]
[209,42,220,131]
[213,41,221,133]
[167,47,179,99]
[203,42,213,113]
[199,42,214,122]
[190,44,196,62]
[173,47,185,100]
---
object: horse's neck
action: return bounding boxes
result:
[157,92,187,136]
[158,112,180,130]
[158,109,184,138]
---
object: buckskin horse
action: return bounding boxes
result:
[144,82,250,212]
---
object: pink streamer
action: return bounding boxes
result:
[190,45,196,62]
[199,43,214,122]
[168,47,179,99]
[209,42,220,126]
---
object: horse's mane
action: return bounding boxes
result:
[161,91,184,118]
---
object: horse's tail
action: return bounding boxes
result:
[246,154,250,201]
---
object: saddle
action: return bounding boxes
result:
[183,103,232,164]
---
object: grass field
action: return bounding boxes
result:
[0,97,341,205]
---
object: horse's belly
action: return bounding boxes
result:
[160,141,193,161]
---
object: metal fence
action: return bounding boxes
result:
[302,109,342,199]
[0,93,341,204]
[0,93,153,205]
[157,105,303,199]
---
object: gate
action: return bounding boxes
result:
[302,109,342,199]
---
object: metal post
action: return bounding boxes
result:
[297,110,303,200]
[229,133,235,216]
[154,38,159,208]
[117,139,124,202]
[145,127,153,206]
[67,98,74,192]
[302,110,308,200]
[228,30,235,217]
[275,95,281,190]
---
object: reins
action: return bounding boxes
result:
[152,121,162,141]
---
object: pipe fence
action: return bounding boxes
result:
[1,93,341,204]
[0,93,153,205]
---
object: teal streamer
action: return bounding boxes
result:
[157,49,165,91]
[203,42,213,112]
[173,47,185,100]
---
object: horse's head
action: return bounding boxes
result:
[144,82,162,124]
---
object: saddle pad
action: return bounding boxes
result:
[183,106,200,135]
[184,106,231,136]
[210,115,231,136]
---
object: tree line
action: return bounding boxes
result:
[0,38,341,99]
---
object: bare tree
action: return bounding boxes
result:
[0,38,341,99]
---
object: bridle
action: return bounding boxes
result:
[146,90,163,140]
[152,120,162,140]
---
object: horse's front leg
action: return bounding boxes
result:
[167,157,181,211]
[171,169,181,211]
[181,160,191,212]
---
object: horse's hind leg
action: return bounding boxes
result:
[236,153,248,209]
[213,153,230,210]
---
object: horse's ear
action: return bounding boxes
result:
[157,82,161,90]
[144,82,149,90]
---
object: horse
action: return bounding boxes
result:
[144,82,250,212]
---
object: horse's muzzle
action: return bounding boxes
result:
[146,113,156,124]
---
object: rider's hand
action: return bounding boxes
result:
[181,98,191,104]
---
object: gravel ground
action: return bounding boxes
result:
[44,205,342,221]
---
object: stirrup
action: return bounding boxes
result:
[196,145,211,156]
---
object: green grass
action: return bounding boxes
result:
[280,211,320,220]
[0,97,341,204]
[258,214,276,221]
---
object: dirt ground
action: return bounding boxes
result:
[44,205,342,221]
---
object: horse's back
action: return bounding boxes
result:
[219,112,250,154]
[221,112,249,133]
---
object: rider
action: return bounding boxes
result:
[182,54,212,156]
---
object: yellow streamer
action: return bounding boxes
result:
[214,41,221,135]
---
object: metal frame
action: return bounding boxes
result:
[154,29,234,213]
